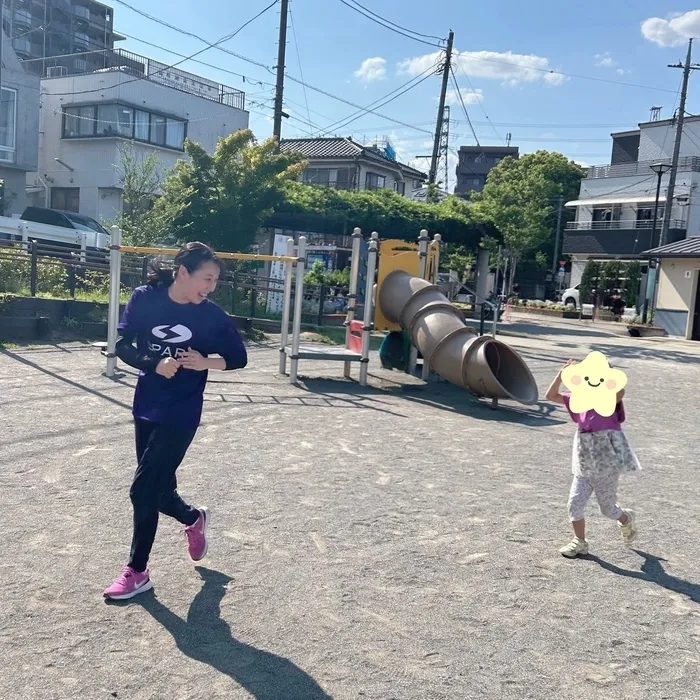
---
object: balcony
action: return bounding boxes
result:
[586,156,700,179]
[563,221,687,257]
[565,219,686,231]
[73,5,90,22]
[14,8,32,29]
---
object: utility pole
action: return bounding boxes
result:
[429,30,453,185]
[660,39,699,248]
[551,195,564,276]
[272,0,289,149]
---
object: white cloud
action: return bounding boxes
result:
[446,87,484,105]
[399,49,566,87]
[354,57,387,82]
[641,10,700,47]
[616,68,630,75]
[594,52,616,68]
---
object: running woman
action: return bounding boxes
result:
[104,242,247,600]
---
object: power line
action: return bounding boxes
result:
[449,66,479,146]
[453,54,503,145]
[117,31,276,88]
[110,0,275,74]
[288,4,312,133]
[344,0,445,42]
[319,63,439,135]
[337,0,443,48]
[41,1,280,98]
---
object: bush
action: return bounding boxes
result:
[0,247,30,293]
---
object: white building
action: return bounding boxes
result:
[279,137,427,196]
[564,115,700,288]
[30,49,249,222]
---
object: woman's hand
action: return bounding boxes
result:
[156,357,179,379]
[178,347,209,372]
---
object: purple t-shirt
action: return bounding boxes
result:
[118,285,247,428]
[562,393,625,433]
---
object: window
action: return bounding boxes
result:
[0,87,16,163]
[365,172,386,191]
[97,104,133,137]
[472,178,481,186]
[64,105,95,137]
[151,115,166,146]
[305,168,331,185]
[51,187,80,212]
[63,104,186,150]
[166,119,185,149]
[394,181,406,196]
[637,206,664,221]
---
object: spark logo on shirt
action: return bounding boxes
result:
[151,324,193,343]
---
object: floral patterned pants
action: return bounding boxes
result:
[567,473,623,522]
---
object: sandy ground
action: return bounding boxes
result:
[1,323,700,700]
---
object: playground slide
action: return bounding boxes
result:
[378,270,539,405]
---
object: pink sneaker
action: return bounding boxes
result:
[185,507,209,561]
[103,566,153,600]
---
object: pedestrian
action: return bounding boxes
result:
[104,242,248,600]
[545,360,640,558]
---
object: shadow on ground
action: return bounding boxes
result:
[301,377,567,428]
[124,567,333,700]
[589,550,700,604]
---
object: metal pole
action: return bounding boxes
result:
[551,195,564,276]
[29,239,37,296]
[344,227,362,377]
[642,171,664,324]
[279,237,294,374]
[429,31,454,185]
[105,227,122,378]
[272,0,289,148]
[422,234,441,380]
[289,235,306,384]
[408,229,430,376]
[359,234,378,386]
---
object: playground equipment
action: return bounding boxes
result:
[104,227,377,385]
[104,226,537,406]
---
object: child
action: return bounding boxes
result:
[546,360,640,558]
[104,242,248,600]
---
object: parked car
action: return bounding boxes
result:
[560,284,580,309]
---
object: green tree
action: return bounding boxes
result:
[304,261,350,287]
[623,261,641,308]
[162,130,305,251]
[116,144,186,246]
[278,182,490,247]
[441,243,474,280]
[471,151,585,287]
[579,259,601,304]
[600,260,622,298]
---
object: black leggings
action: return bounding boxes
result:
[128,419,200,572]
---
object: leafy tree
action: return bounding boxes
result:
[600,260,622,298]
[162,130,305,251]
[304,261,350,287]
[579,259,601,304]
[441,243,474,280]
[471,151,585,287]
[278,182,489,247]
[115,144,187,246]
[623,261,641,307]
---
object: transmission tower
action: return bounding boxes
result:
[439,105,450,192]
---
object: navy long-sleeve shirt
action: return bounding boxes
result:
[116,285,247,427]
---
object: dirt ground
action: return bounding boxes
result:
[1,323,700,699]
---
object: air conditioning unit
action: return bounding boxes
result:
[47,65,68,78]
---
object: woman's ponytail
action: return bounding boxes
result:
[147,262,175,287]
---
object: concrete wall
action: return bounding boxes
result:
[656,257,700,337]
[35,70,249,222]
[0,31,40,215]
[638,118,700,161]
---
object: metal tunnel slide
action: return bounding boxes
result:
[378,270,539,405]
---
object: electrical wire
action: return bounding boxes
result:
[337,0,443,48]
[288,4,312,133]
[319,63,439,135]
[453,54,503,145]
[41,1,280,98]
[344,0,445,42]
[449,66,479,146]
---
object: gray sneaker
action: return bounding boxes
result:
[559,537,589,558]
[619,509,637,546]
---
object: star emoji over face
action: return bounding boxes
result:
[560,351,628,417]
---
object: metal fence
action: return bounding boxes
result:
[0,241,349,325]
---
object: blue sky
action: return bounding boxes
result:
[114,1,700,187]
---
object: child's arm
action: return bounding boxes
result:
[545,360,576,405]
